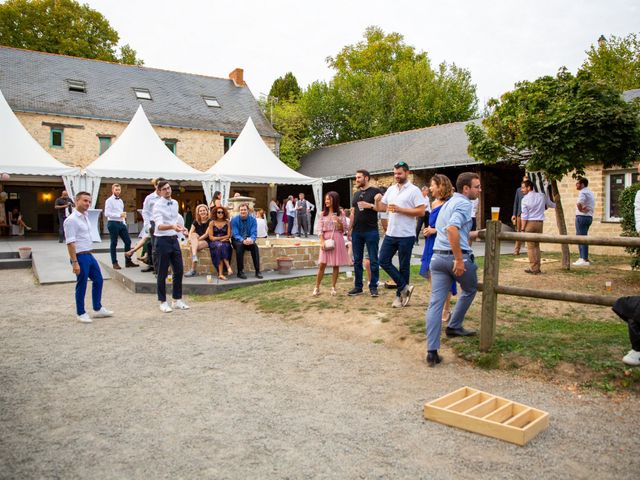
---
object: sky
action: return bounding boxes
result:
[87,0,639,106]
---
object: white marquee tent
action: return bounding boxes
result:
[203,117,322,216]
[78,105,209,207]
[0,88,79,177]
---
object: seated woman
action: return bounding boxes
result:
[185,204,211,277]
[255,209,268,238]
[9,208,32,232]
[208,206,233,280]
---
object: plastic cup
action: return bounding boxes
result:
[346,271,352,278]
[491,207,500,221]
[206,275,212,284]
[605,281,612,292]
[167,276,173,284]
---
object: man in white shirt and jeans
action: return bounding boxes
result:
[105,183,137,270]
[375,161,426,308]
[574,177,596,266]
[64,191,113,323]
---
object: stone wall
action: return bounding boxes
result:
[15,111,277,172]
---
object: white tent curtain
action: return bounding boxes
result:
[62,174,102,209]
[202,179,231,207]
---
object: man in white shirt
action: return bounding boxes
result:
[64,191,113,323]
[269,197,279,234]
[152,180,189,313]
[105,183,137,270]
[520,179,553,274]
[574,177,596,266]
[374,161,427,308]
[140,178,164,273]
[285,195,296,237]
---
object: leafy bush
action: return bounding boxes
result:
[619,181,640,270]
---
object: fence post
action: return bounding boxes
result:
[480,220,502,352]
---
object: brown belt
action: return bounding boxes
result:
[76,251,93,255]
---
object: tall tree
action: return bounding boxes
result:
[269,100,310,170]
[303,26,478,145]
[0,0,143,65]
[466,68,640,268]
[581,33,640,92]
[268,72,301,101]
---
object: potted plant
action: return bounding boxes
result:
[276,256,293,274]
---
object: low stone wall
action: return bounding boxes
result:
[181,238,320,274]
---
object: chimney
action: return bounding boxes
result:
[229,68,245,87]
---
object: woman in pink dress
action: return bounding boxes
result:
[313,191,350,296]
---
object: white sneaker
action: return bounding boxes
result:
[172,299,190,310]
[159,302,173,313]
[573,258,590,266]
[622,349,640,366]
[93,307,113,318]
[77,313,92,323]
[401,285,415,307]
[392,296,403,308]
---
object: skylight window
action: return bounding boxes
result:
[203,96,221,108]
[67,79,86,93]
[133,88,152,100]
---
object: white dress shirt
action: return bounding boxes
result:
[269,200,279,213]
[521,191,547,221]
[285,200,296,216]
[576,187,595,217]
[256,218,268,238]
[152,198,184,237]
[104,194,125,223]
[634,190,640,233]
[381,182,427,237]
[63,210,93,253]
[142,191,160,229]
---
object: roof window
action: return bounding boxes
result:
[203,96,221,108]
[133,88,152,100]
[67,79,86,93]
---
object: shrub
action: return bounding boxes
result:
[619,181,640,270]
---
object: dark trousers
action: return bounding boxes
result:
[107,221,132,264]
[58,217,66,242]
[147,222,158,271]
[233,240,260,273]
[75,254,103,315]
[379,235,415,296]
[155,236,183,302]
[270,211,278,233]
[613,296,640,351]
[575,215,593,260]
[287,215,295,235]
[415,213,430,243]
[352,229,380,291]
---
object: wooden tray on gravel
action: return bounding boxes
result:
[424,387,549,446]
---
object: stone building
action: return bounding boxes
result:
[0,46,279,233]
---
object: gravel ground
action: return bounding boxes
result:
[1,270,638,479]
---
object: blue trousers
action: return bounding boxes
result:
[156,236,184,302]
[575,215,593,260]
[379,235,414,296]
[287,215,295,235]
[75,254,103,316]
[426,253,478,351]
[107,220,132,264]
[352,229,380,291]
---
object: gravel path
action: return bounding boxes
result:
[1,270,638,479]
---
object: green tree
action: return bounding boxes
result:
[581,33,640,92]
[619,182,640,270]
[270,100,310,170]
[466,68,640,269]
[302,26,478,145]
[268,72,301,102]
[0,0,143,65]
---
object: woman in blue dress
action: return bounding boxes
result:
[207,206,233,280]
[420,174,457,323]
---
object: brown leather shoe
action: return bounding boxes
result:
[524,268,541,275]
[112,263,122,270]
[125,261,139,268]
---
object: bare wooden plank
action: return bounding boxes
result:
[495,285,617,307]
[496,231,640,248]
[480,221,501,352]
[426,386,473,408]
[446,391,483,412]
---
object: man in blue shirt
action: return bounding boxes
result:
[230,204,263,279]
[425,172,482,367]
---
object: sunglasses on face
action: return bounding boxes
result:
[216,211,225,214]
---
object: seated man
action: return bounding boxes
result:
[230,203,263,279]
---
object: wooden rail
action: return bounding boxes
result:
[478,222,640,351]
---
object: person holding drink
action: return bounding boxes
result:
[104,183,138,270]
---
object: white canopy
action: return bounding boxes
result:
[0,88,79,176]
[85,105,208,181]
[203,117,322,209]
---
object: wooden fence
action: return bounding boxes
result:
[478,221,640,351]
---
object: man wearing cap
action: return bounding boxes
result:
[374,161,426,308]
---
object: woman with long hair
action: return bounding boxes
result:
[419,174,457,322]
[207,206,233,280]
[185,204,211,277]
[209,191,222,210]
[313,191,350,296]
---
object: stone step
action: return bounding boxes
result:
[0,257,32,269]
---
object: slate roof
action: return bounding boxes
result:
[298,119,481,180]
[0,46,279,138]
